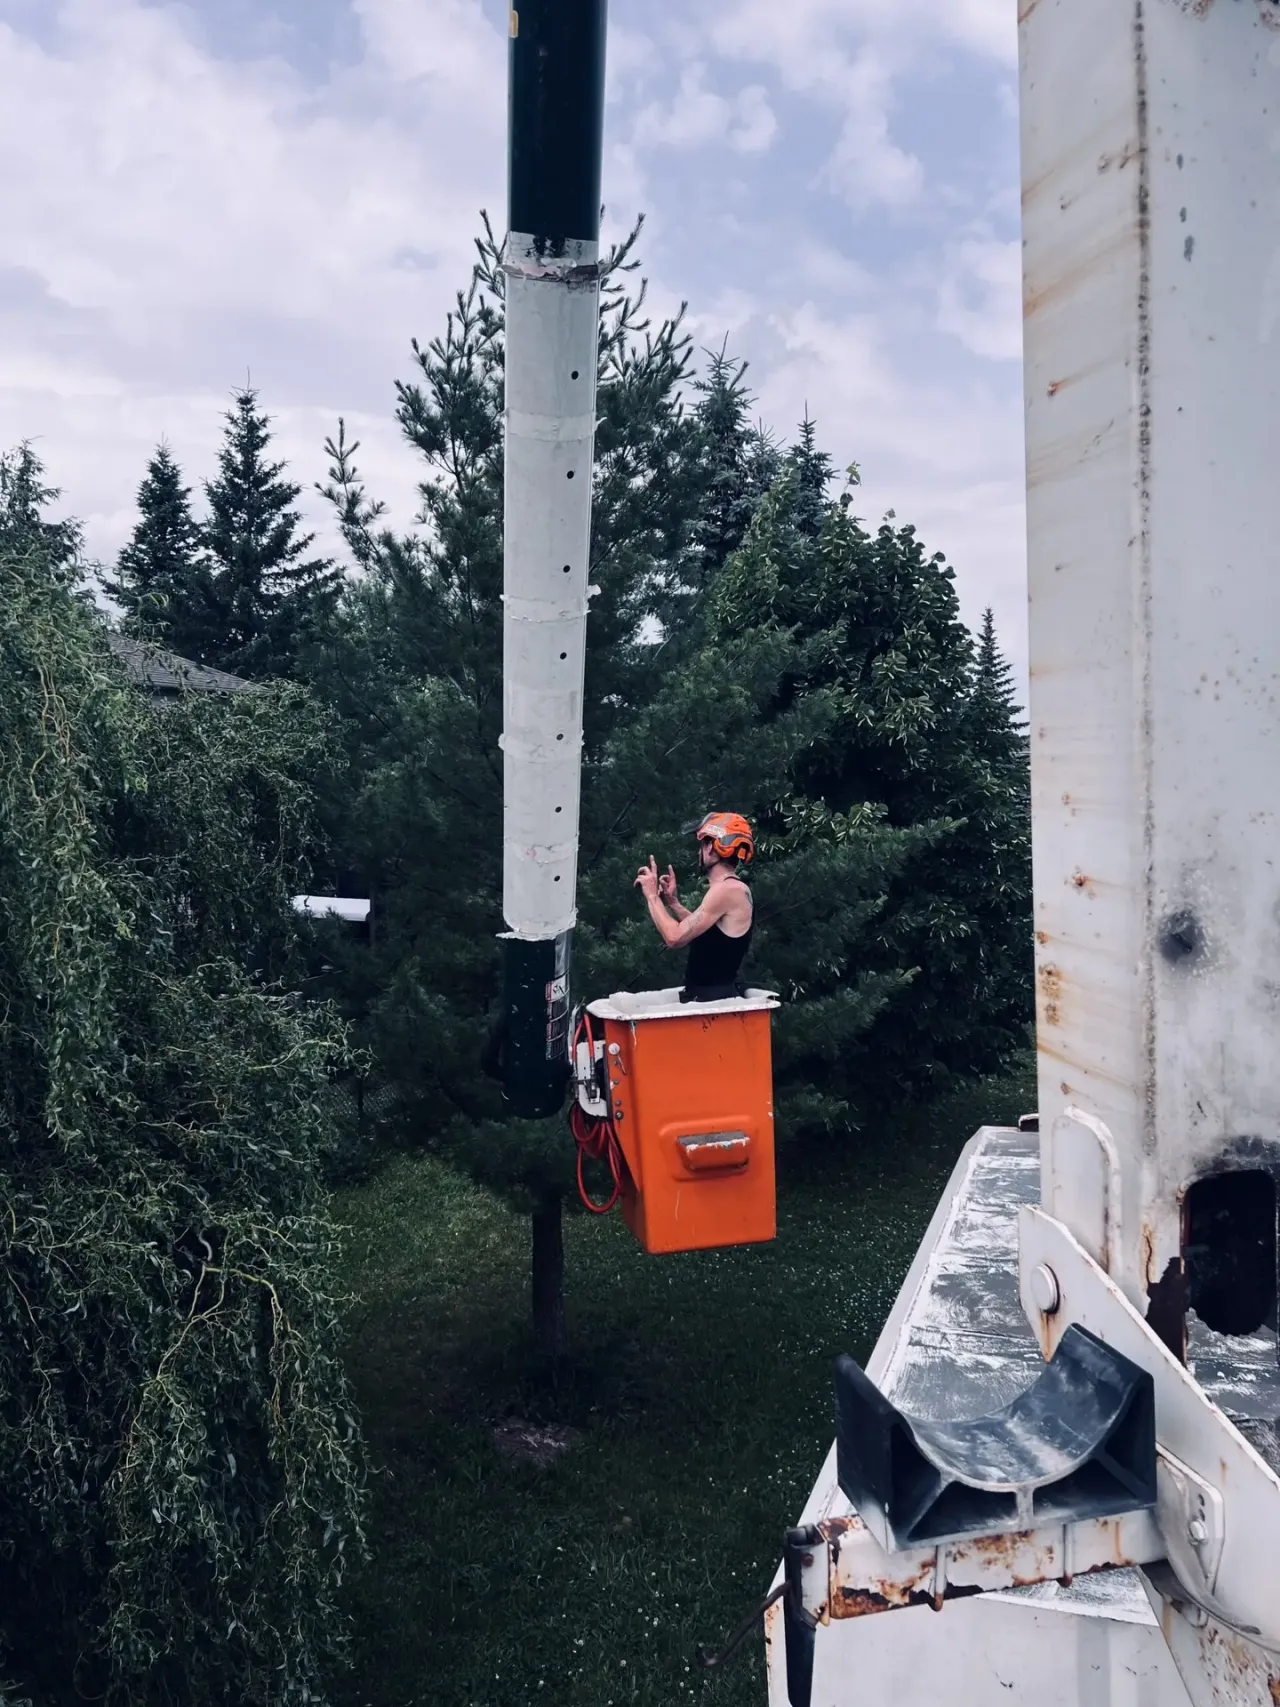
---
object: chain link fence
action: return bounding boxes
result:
[324,1070,400,1184]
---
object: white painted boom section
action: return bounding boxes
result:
[501,233,600,940]
[1022,0,1280,1305]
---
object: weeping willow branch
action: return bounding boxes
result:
[0,532,367,1707]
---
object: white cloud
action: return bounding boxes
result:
[0,0,505,567]
[728,85,777,154]
[0,0,1029,696]
[753,300,1029,690]
[0,0,503,339]
[684,287,764,347]
[605,20,659,100]
[708,0,1013,210]
[821,48,923,210]
[632,63,776,155]
[936,237,1023,361]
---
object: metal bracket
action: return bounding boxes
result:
[834,1322,1156,1550]
[1156,1448,1225,1601]
[768,1507,1163,1707]
[1019,1204,1280,1646]
[572,1034,607,1117]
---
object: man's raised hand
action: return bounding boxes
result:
[634,855,659,899]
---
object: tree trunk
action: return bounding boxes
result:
[531,1192,566,1366]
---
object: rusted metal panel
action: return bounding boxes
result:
[818,1508,1162,1622]
[1024,0,1280,1311]
[1150,1576,1280,1707]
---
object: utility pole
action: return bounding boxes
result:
[498,0,608,1118]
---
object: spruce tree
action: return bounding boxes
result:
[103,442,214,656]
[311,224,707,1361]
[686,344,781,587]
[201,389,341,679]
[0,443,82,579]
[726,445,1034,1111]
[973,607,1022,734]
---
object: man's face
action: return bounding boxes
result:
[697,837,715,872]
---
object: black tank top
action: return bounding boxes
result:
[682,886,753,1001]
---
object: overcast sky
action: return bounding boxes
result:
[0,0,1027,692]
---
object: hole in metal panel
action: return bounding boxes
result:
[1159,909,1202,964]
[1185,1169,1277,1338]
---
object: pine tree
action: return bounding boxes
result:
[310,225,702,1362]
[201,389,341,679]
[103,442,214,655]
[686,344,780,589]
[973,606,1022,737]
[0,442,82,579]
[728,446,1034,1111]
[961,606,1032,1052]
[789,412,833,537]
[573,467,920,1139]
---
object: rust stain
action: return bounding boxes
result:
[1141,1224,1156,1287]
[1038,962,1063,1028]
[1027,417,1121,491]
[833,1579,983,1619]
[1269,1679,1280,1706]
[1024,225,1136,321]
[1146,1255,1188,1364]
[1017,0,1040,23]
[1036,1039,1132,1091]
[1036,930,1049,944]
[1097,140,1141,174]
[965,1532,1058,1578]
[836,1585,895,1616]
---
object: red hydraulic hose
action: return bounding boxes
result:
[570,1012,625,1214]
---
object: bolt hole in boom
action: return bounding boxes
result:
[1184,1169,1278,1338]
[1158,908,1202,963]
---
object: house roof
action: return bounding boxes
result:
[106,632,263,697]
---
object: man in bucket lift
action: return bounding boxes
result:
[634,813,754,1003]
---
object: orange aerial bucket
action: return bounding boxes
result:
[575,987,779,1255]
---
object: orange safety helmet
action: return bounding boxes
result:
[695,811,754,866]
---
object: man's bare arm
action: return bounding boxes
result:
[644,886,730,949]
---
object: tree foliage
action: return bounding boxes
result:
[303,222,1027,1357]
[0,443,84,583]
[0,479,366,1705]
[103,442,216,659]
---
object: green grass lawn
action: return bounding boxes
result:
[333,1066,1035,1707]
